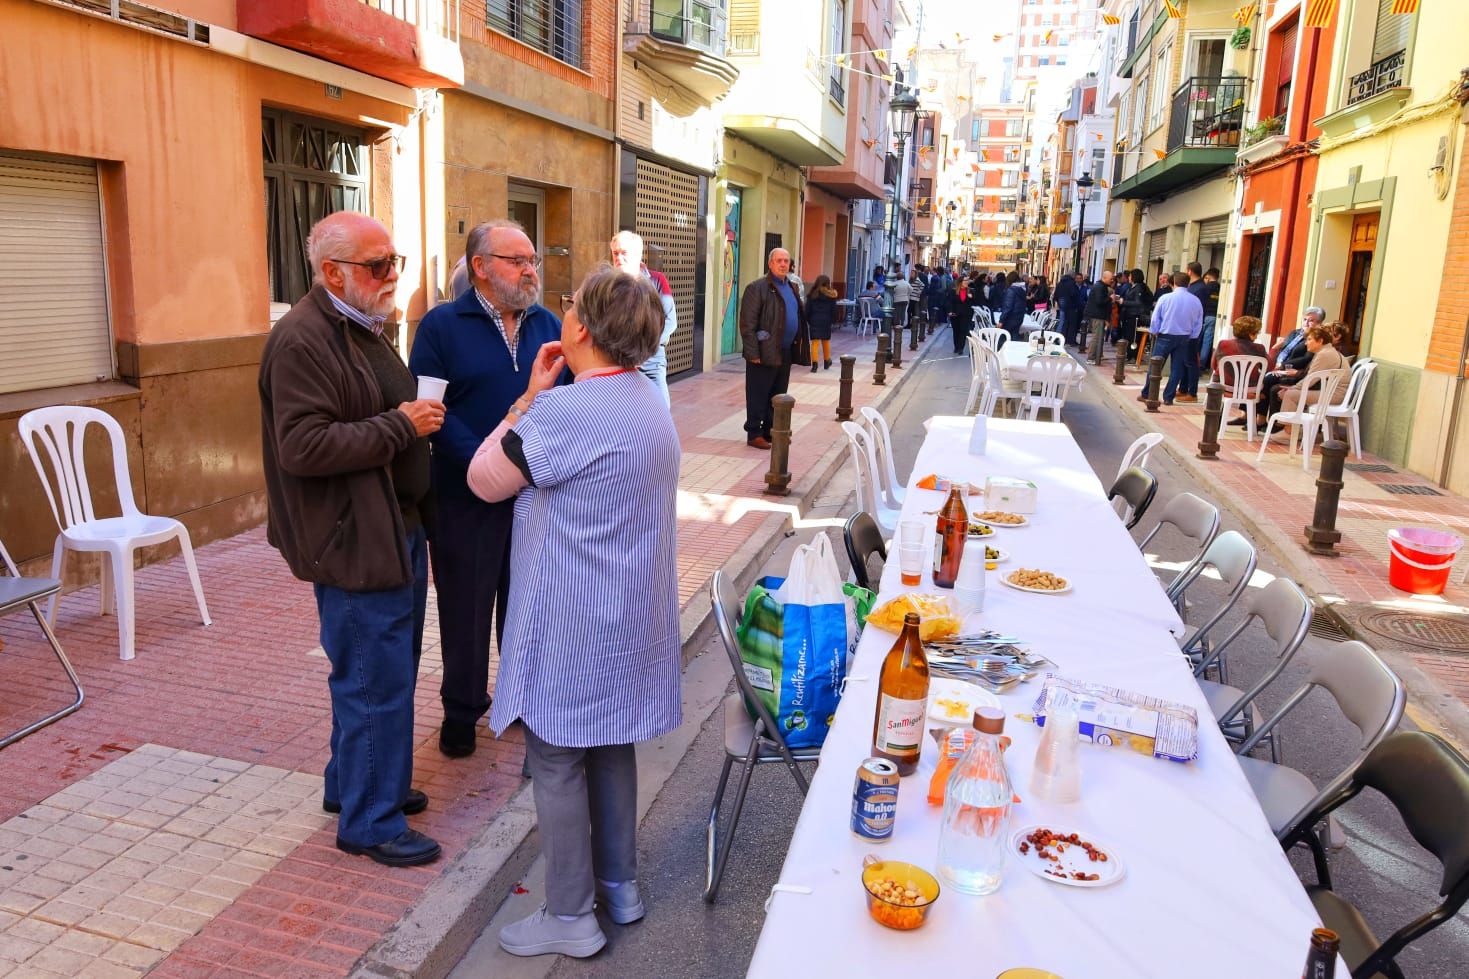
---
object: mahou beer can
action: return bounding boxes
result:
[851,757,900,842]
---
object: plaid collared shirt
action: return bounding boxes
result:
[325,289,386,337]
[474,287,521,373]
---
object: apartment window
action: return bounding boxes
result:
[1001,171,1019,188]
[1089,147,1105,198]
[1273,19,1299,118]
[972,119,981,143]
[1005,119,1022,137]
[827,0,846,104]
[488,0,584,70]
[263,108,370,305]
[651,0,726,54]
[0,151,114,394]
[1004,146,1021,162]
[1133,73,1149,143]
[1149,42,1172,132]
[1348,0,1413,105]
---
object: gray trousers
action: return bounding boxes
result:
[524,726,638,916]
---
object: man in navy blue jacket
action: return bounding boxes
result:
[409,220,563,758]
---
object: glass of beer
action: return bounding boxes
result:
[898,521,926,586]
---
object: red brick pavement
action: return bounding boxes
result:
[0,325,910,977]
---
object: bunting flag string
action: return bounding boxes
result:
[1102,13,1121,25]
[1390,0,1417,12]
[1163,0,1183,18]
[1234,3,1257,24]
[1304,0,1338,28]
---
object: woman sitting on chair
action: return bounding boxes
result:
[1268,324,1346,419]
[1220,316,1269,427]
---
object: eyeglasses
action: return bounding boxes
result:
[489,253,543,271]
[559,293,575,314]
[330,254,405,279]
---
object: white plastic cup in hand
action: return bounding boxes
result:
[1030,708,1082,804]
[416,375,448,401]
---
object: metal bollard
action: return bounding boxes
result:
[764,394,796,496]
[909,314,920,350]
[874,333,889,386]
[1113,340,1128,385]
[1304,440,1348,555]
[1144,355,1165,412]
[835,355,856,420]
[891,319,903,368]
[1197,381,1225,460]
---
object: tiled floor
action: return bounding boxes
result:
[0,328,914,977]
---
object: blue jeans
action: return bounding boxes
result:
[638,347,670,407]
[1196,317,1217,383]
[1141,333,1191,403]
[316,526,428,847]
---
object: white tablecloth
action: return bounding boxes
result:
[998,342,1085,388]
[747,417,1326,978]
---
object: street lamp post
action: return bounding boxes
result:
[944,201,957,269]
[1073,171,1095,278]
[886,87,920,274]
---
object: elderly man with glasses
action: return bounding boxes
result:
[409,219,565,760]
[259,211,444,867]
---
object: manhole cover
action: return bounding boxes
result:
[1356,609,1469,653]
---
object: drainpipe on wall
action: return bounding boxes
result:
[1439,314,1469,489]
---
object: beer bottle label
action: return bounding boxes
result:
[875,694,926,753]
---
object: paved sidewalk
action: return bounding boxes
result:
[0,324,937,978]
[1079,349,1469,738]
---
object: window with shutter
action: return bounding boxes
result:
[1372,0,1411,64]
[728,0,760,54]
[0,152,114,396]
[1147,230,1167,261]
[1198,215,1229,245]
[1274,20,1298,118]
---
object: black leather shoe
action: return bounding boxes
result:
[1227,416,1248,427]
[440,719,477,758]
[336,829,441,867]
[323,788,428,816]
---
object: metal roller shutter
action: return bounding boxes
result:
[1198,215,1230,244]
[1147,230,1167,261]
[0,152,113,395]
[634,158,700,376]
[1372,0,1412,63]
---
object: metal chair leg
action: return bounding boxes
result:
[1,601,85,750]
[704,754,734,900]
[704,747,760,904]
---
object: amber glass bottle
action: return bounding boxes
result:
[933,483,969,588]
[1300,928,1339,979]
[871,613,930,775]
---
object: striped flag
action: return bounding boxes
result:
[1304,0,1338,27]
[1163,0,1183,18]
[1044,29,1054,43]
[1154,148,1168,160]
[1390,0,1417,12]
[1102,13,1121,26]
[1234,3,1257,24]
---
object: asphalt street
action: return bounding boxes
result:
[455,336,1468,979]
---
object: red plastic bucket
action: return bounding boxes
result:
[1387,527,1462,595]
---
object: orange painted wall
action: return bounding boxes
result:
[0,0,412,345]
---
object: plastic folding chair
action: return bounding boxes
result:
[1174,531,1258,684]
[1019,354,1075,422]
[705,570,821,902]
[977,344,1025,418]
[860,406,906,511]
[841,422,900,533]
[1,538,85,749]
[843,512,887,591]
[1193,577,1312,759]
[857,297,883,337]
[18,406,212,661]
[1216,354,1268,443]
[1234,639,1404,841]
[1325,359,1377,460]
[1279,731,1469,979]
[1107,467,1158,531]
[1138,492,1221,611]
[1257,369,1346,471]
[974,326,1007,353]
[1112,433,1165,521]
[964,336,988,415]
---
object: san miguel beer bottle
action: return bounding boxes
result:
[1301,928,1340,979]
[933,483,969,588]
[872,613,930,776]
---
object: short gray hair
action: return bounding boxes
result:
[465,218,527,271]
[1305,306,1326,322]
[574,264,664,369]
[306,212,375,283]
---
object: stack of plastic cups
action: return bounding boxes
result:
[1029,708,1081,804]
[953,547,986,615]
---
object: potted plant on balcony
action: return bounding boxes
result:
[1242,115,1286,148]
[1230,26,1251,50]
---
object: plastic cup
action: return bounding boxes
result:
[416,375,448,401]
[1030,709,1081,804]
[898,543,926,586]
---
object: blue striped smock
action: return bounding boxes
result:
[488,371,683,748]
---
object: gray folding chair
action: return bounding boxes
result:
[1107,466,1158,531]
[705,570,821,903]
[843,512,887,592]
[1235,640,1405,844]
[1174,531,1258,684]
[1138,492,1221,615]
[1,538,85,749]
[1194,577,1313,760]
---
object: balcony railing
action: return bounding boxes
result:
[1166,76,1247,153]
[649,0,726,56]
[1347,49,1406,106]
[829,75,845,105]
[361,0,458,40]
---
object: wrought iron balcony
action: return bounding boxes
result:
[1348,49,1406,106]
[238,0,463,87]
[1167,76,1247,152]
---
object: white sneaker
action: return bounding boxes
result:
[498,905,606,958]
[595,879,645,924]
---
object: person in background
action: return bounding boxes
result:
[410,219,564,760]
[260,212,442,867]
[998,271,1028,340]
[610,230,678,406]
[739,248,810,450]
[448,255,471,300]
[1179,262,1210,399]
[1189,266,1221,385]
[1330,321,1352,356]
[806,274,838,371]
[988,271,1007,318]
[1219,316,1270,427]
[1118,269,1153,354]
[1138,271,1203,406]
[1260,307,1324,413]
[872,265,885,290]
[468,266,681,959]
[924,266,947,327]
[858,280,882,302]
[949,273,977,354]
[1155,271,1173,300]
[1082,269,1114,352]
[1028,274,1050,312]
[890,266,911,332]
[1068,271,1088,345]
[1051,269,1080,345]
[1272,324,1348,417]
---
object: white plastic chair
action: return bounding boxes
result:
[857,297,883,337]
[841,422,899,533]
[974,326,1007,353]
[1029,330,1065,352]
[964,336,988,414]
[977,344,1025,418]
[1217,354,1268,443]
[1257,369,1346,471]
[1019,354,1075,422]
[17,406,212,662]
[1112,433,1165,520]
[973,306,993,329]
[1325,359,1377,460]
[860,406,907,511]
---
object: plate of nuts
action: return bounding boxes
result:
[860,855,940,929]
[1001,568,1071,594]
[1011,825,1124,888]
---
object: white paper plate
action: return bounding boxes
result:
[927,678,1002,727]
[979,547,1009,564]
[972,513,1029,529]
[1000,571,1071,594]
[1010,824,1125,888]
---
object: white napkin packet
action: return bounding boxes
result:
[983,476,1038,514]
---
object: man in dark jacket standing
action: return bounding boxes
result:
[259,211,444,867]
[1052,269,1080,346]
[740,248,809,449]
[1082,270,1115,361]
[998,271,1028,339]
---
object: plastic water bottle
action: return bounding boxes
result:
[968,413,988,455]
[936,707,1013,895]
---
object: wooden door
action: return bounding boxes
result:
[1340,213,1379,356]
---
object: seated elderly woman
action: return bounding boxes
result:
[1269,324,1348,417]
[1219,316,1270,427]
[466,265,681,959]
